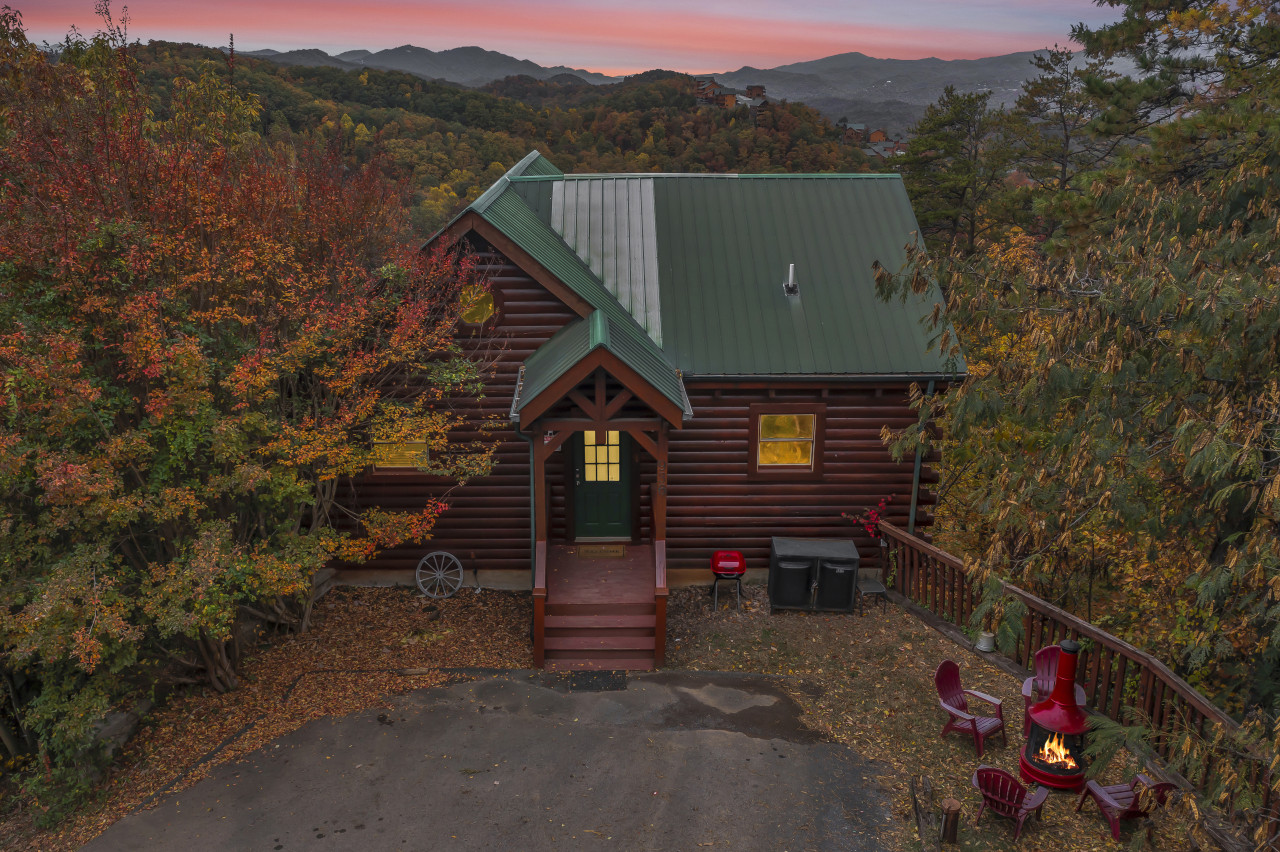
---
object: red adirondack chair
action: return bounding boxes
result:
[1075,773,1176,840]
[972,765,1049,840]
[1022,645,1060,735]
[934,659,1006,756]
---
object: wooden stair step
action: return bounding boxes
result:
[545,602,655,617]
[544,614,655,629]
[544,636,656,651]
[544,657,655,672]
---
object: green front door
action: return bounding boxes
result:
[572,430,632,540]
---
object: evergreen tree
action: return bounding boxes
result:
[898,87,1016,256]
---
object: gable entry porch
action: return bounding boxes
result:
[512,312,687,671]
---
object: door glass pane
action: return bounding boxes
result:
[582,431,624,482]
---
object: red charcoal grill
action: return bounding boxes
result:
[1020,639,1089,791]
[710,550,746,609]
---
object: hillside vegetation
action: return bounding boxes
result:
[885,5,1280,829]
[135,42,870,235]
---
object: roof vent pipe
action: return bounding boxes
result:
[783,263,798,297]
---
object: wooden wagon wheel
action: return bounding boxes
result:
[415,551,464,599]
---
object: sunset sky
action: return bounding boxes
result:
[22,1,1120,75]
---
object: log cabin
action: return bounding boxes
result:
[336,151,962,671]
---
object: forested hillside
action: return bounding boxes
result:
[888,1,1280,730]
[133,43,870,235]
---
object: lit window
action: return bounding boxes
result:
[748,403,824,478]
[460,289,495,325]
[583,430,621,482]
[758,414,815,467]
[373,441,431,469]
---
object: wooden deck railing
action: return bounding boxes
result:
[879,520,1276,849]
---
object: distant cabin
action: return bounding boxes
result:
[337,152,962,670]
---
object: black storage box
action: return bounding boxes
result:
[768,538,860,612]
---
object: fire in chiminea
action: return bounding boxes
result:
[1020,639,1089,790]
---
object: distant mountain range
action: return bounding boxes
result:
[242,45,1108,136]
[718,52,1050,136]
[242,45,615,88]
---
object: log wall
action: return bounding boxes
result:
[337,242,940,580]
[662,383,936,573]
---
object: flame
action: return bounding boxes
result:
[1035,732,1078,769]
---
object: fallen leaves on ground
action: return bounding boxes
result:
[666,584,1189,852]
[0,586,531,851]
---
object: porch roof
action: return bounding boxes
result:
[511,310,692,424]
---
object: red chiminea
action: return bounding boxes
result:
[1020,639,1089,790]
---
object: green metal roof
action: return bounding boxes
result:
[446,152,962,386]
[649,174,956,376]
[513,311,691,420]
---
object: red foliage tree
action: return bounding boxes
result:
[0,6,495,785]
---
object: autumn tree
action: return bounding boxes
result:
[0,7,495,804]
[878,5,1280,842]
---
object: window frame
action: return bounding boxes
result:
[747,402,826,480]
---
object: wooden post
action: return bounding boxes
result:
[532,436,550,668]
[654,423,668,541]
[533,436,550,542]
[909,775,941,852]
[940,798,961,844]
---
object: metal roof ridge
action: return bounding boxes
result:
[471,152,565,213]
[507,173,901,184]
[547,172,900,180]
[469,175,510,215]
[588,310,610,350]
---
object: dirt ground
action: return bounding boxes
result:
[0,582,1191,851]
[665,583,1191,852]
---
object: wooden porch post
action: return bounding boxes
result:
[532,434,551,667]
[653,423,669,667]
[654,422,668,541]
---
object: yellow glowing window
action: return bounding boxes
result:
[460,290,495,325]
[757,414,814,467]
[373,441,431,469]
[583,430,621,482]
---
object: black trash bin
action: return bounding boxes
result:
[769,538,860,612]
[773,559,813,608]
[816,559,857,610]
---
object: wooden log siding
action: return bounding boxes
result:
[337,244,581,573]
[879,520,1278,847]
[663,384,936,573]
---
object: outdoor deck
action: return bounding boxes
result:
[545,544,656,604]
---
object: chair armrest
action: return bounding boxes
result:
[1090,784,1126,811]
[964,689,1003,709]
[940,700,975,722]
[1024,785,1050,810]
